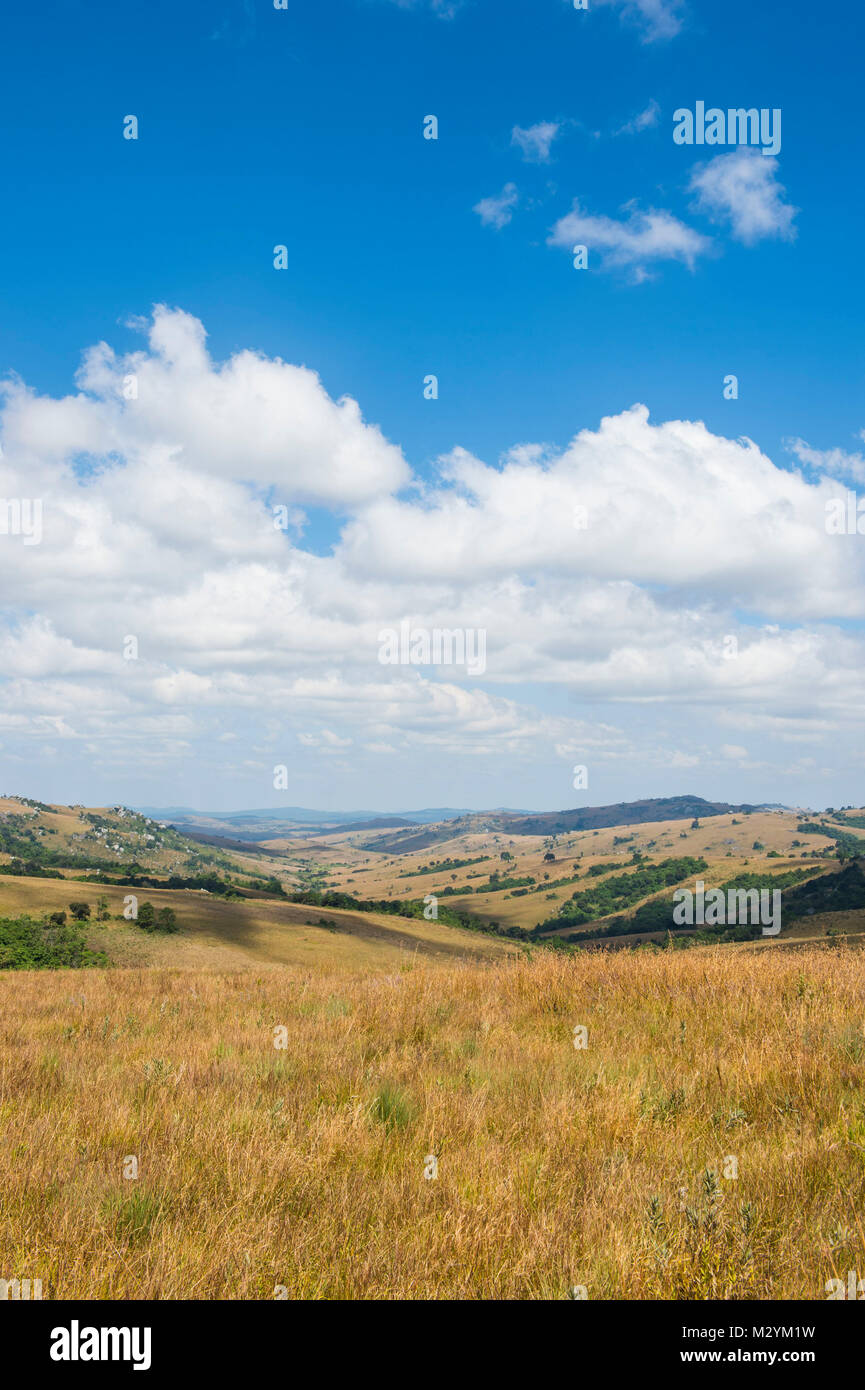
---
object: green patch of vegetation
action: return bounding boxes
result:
[537,857,709,932]
[135,903,179,933]
[398,855,490,877]
[101,1189,165,1244]
[797,822,865,858]
[369,1085,415,1132]
[562,865,825,946]
[784,863,865,920]
[474,874,536,894]
[0,914,109,969]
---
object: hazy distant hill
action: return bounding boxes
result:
[326,795,774,855]
[500,795,764,836]
[136,805,479,832]
[316,817,419,835]
[134,805,534,839]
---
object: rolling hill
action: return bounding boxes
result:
[2,792,864,970]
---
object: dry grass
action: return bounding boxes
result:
[314,808,856,934]
[2,943,865,1300]
[0,873,514,971]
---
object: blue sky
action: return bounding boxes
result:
[3,0,863,475]
[1,0,864,812]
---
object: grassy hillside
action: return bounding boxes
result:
[0,873,514,971]
[302,807,865,940]
[3,944,864,1299]
[0,795,271,881]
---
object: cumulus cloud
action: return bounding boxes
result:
[548,200,709,279]
[1,305,410,507]
[2,310,865,801]
[690,150,797,245]
[511,122,560,163]
[473,183,519,229]
[339,405,865,623]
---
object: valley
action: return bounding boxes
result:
[2,793,865,970]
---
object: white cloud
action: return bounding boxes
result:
[616,99,660,135]
[338,404,865,625]
[548,200,709,279]
[3,311,865,802]
[1,304,409,507]
[511,122,560,164]
[591,0,685,42]
[690,150,797,245]
[473,183,519,230]
[786,434,865,485]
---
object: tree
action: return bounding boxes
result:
[156,907,178,933]
[68,901,91,921]
[137,901,156,931]
[97,895,110,921]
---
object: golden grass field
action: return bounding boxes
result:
[2,943,864,1300]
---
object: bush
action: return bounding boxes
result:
[68,901,91,921]
[136,902,156,931]
[0,913,108,969]
[156,907,178,933]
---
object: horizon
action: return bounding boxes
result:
[2,789,822,819]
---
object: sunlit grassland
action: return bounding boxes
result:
[1,945,864,1299]
[0,874,515,971]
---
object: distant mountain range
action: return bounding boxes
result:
[127,795,795,856]
[499,795,768,836]
[133,805,534,838]
[134,796,784,847]
[354,795,777,855]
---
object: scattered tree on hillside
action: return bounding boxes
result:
[136,902,156,931]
